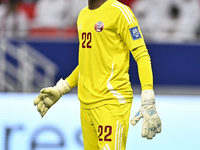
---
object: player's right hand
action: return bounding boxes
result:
[34,87,61,117]
[34,78,71,117]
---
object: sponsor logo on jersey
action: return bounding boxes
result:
[94,21,104,32]
[129,26,142,41]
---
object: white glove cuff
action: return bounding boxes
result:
[54,78,71,96]
[141,90,155,106]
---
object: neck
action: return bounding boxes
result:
[88,0,107,10]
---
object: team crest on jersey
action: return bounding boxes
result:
[94,21,104,32]
[129,26,142,41]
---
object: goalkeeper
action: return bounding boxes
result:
[34,0,162,149]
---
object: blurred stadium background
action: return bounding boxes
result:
[0,0,200,149]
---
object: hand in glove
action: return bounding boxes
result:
[131,90,161,139]
[34,78,71,117]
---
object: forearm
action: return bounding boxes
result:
[65,65,79,88]
[131,45,153,91]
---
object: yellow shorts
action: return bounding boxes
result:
[80,102,132,150]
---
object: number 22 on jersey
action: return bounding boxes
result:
[82,32,92,48]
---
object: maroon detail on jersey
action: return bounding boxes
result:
[94,21,104,32]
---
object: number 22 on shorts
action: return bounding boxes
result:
[98,125,112,142]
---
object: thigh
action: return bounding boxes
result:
[81,107,99,150]
[91,103,132,150]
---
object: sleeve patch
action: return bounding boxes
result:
[129,26,142,41]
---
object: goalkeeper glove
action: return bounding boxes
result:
[34,78,71,117]
[131,90,161,139]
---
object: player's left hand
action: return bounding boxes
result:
[130,90,161,139]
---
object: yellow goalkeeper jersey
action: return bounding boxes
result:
[70,0,147,108]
